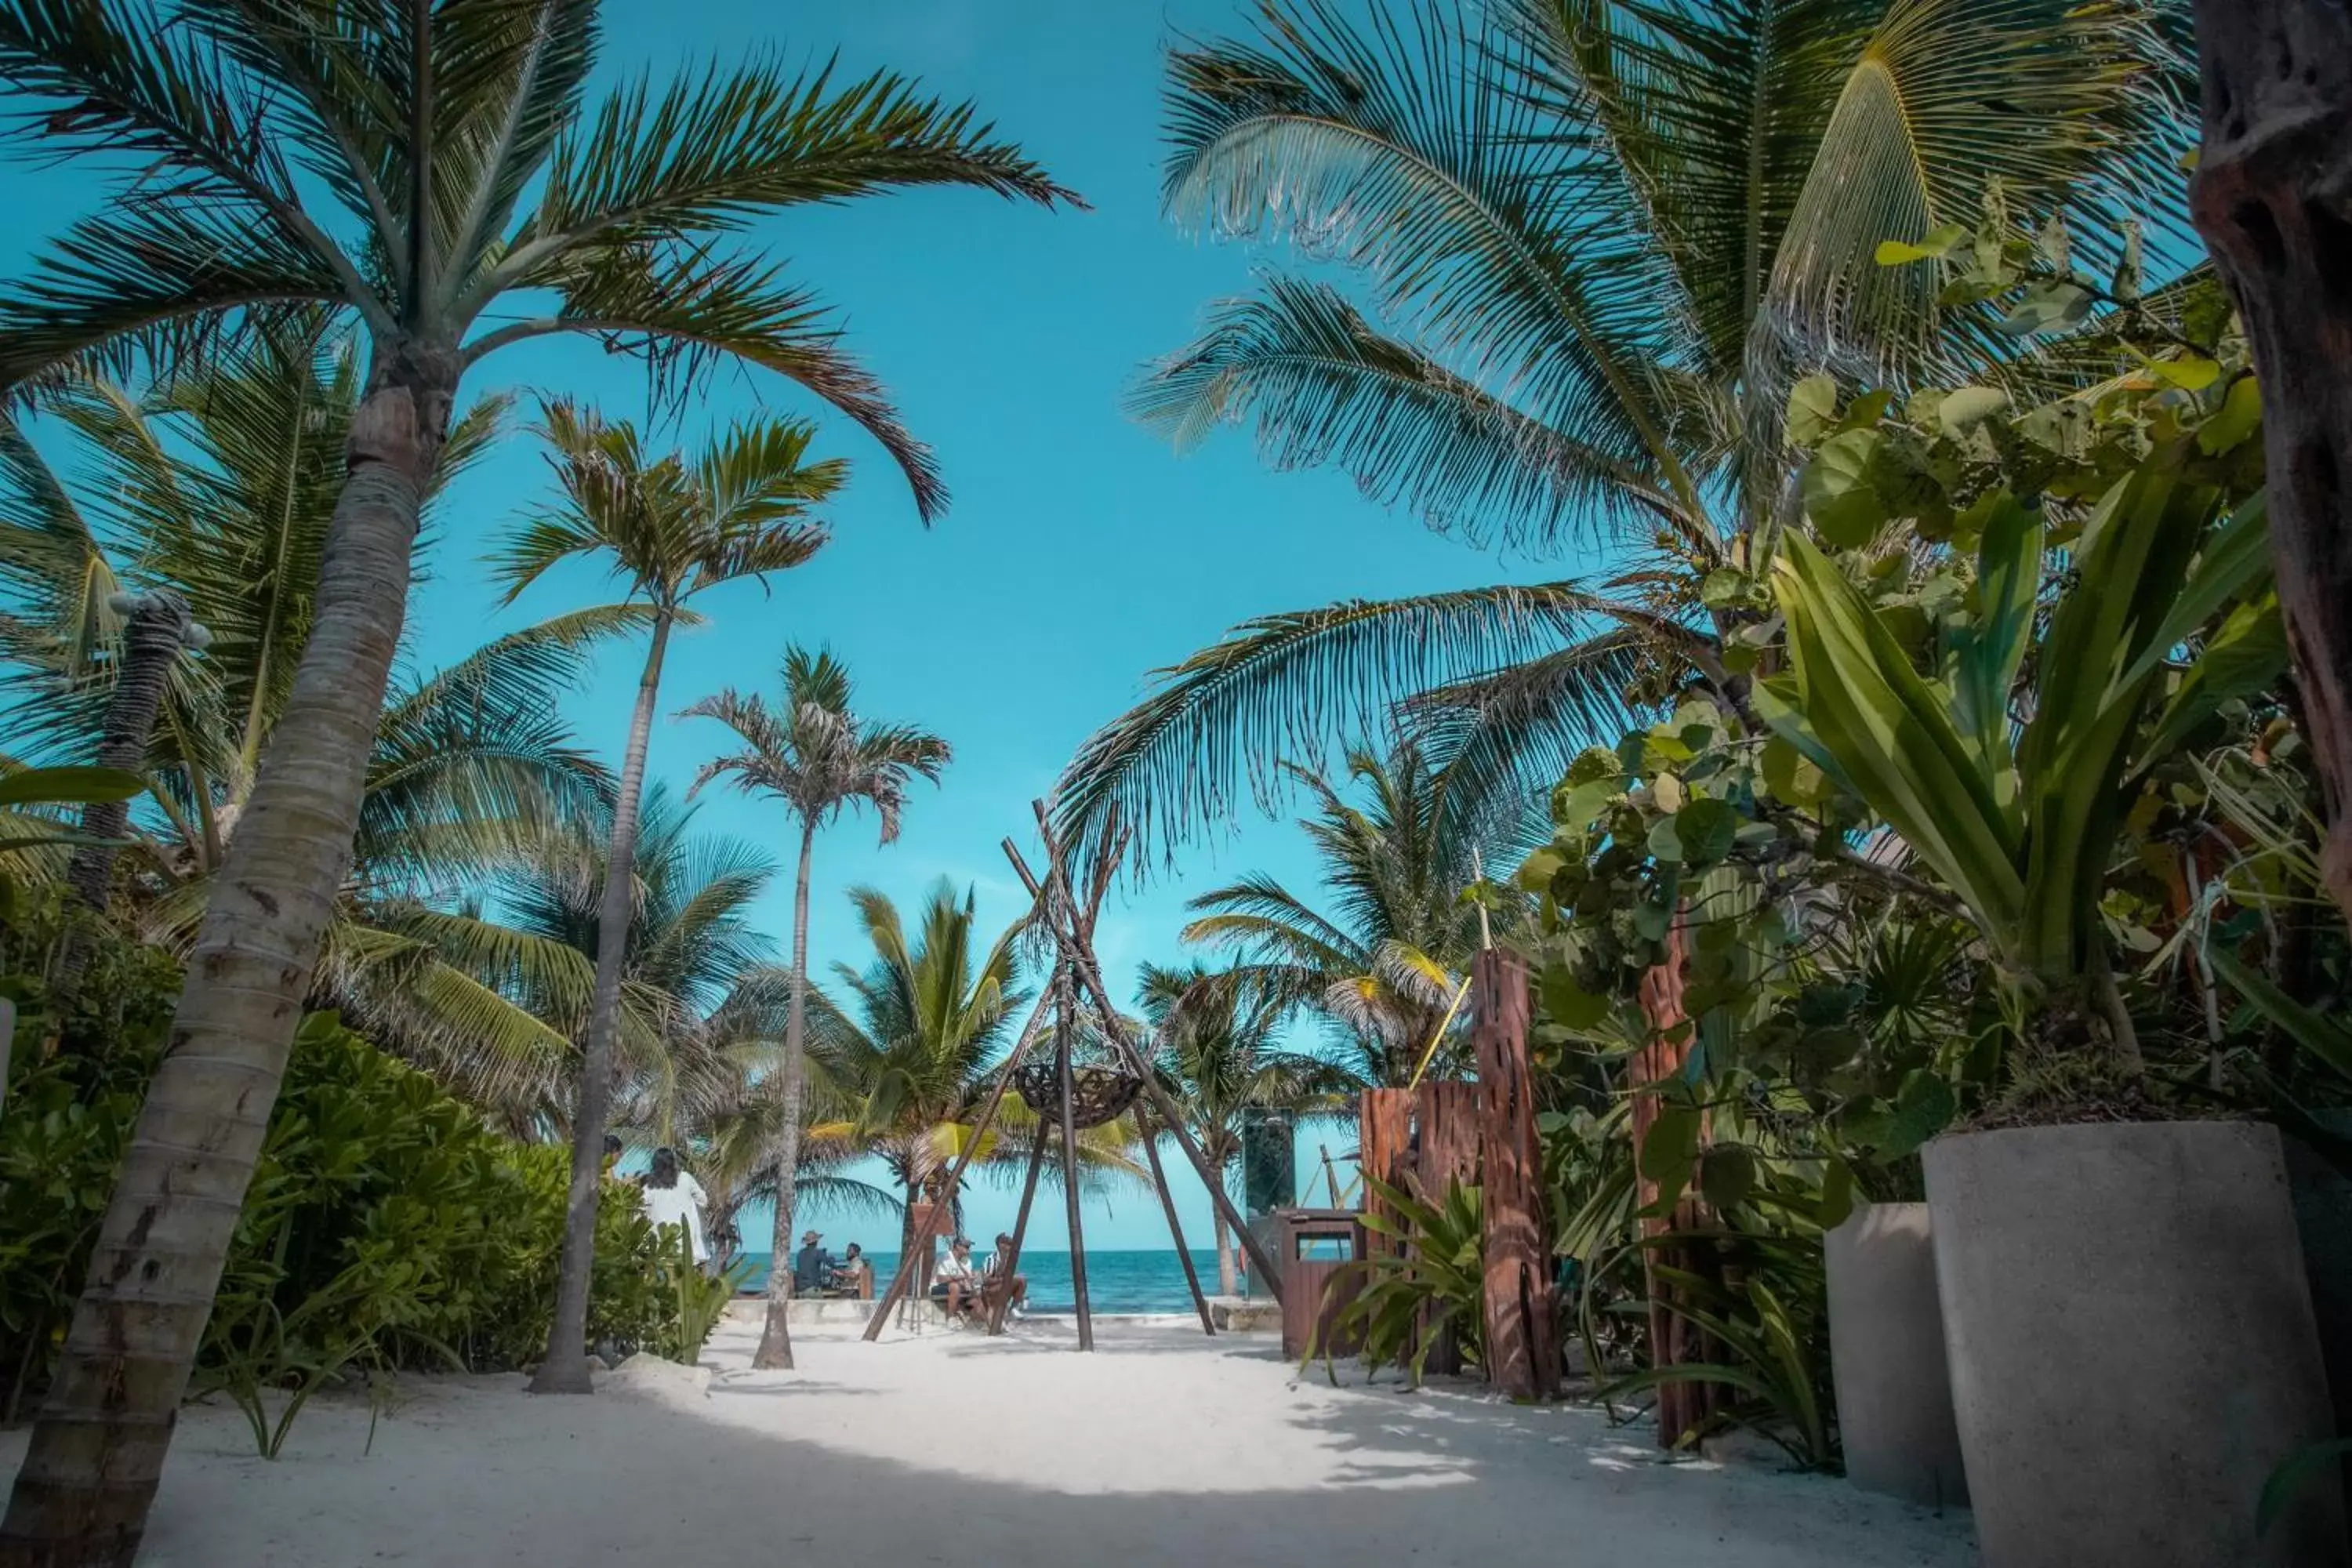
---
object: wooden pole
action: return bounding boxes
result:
[1320,1144,1342,1208]
[1473,949,1557,1401]
[1005,813,1288,1304]
[985,1113,1052,1335]
[1141,1102,1217,1334]
[862,984,1055,1340]
[1055,964,1095,1352]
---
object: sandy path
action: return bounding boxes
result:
[2,1316,1976,1566]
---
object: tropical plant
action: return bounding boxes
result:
[1138,960,1352,1292]
[490,402,842,1394]
[1181,742,1501,1086]
[1056,0,2189,871]
[1766,452,2278,1102]
[683,648,950,1369]
[1306,1175,1485,1388]
[0,327,614,1095]
[0,2,1073,1546]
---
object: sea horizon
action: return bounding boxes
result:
[731,1247,1253,1314]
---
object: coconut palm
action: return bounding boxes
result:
[1137,960,1355,1293]
[490,401,844,1394]
[0,329,615,1089]
[683,648,950,1367]
[1183,742,1504,1087]
[0,5,1073,1541]
[1054,0,2189,870]
[809,880,1142,1250]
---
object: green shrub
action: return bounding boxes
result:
[1,919,731,1445]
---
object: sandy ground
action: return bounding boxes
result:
[2,1315,1979,1566]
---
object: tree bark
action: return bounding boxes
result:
[1472,949,1557,1403]
[0,349,455,1567]
[50,596,196,1019]
[530,611,673,1395]
[1214,1210,1239,1298]
[64,598,191,914]
[2190,0,2352,924]
[753,818,818,1370]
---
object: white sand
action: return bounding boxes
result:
[2,1314,1978,1566]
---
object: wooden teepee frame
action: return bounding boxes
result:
[862,803,1286,1347]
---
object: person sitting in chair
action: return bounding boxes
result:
[931,1236,982,1322]
[828,1242,869,1298]
[790,1229,834,1297]
[982,1232,1029,1320]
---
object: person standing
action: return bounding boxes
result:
[638,1146,710,1267]
[791,1229,836,1296]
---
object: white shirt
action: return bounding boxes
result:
[639,1172,709,1263]
[935,1250,977,1283]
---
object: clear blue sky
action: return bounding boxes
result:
[2,1,1568,1256]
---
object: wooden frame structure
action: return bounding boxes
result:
[862,804,1285,1348]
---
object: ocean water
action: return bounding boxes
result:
[734,1247,1248,1314]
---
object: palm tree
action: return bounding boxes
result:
[0,327,616,1095]
[1054,0,2187,868]
[0,6,1072,1544]
[1183,742,1503,1087]
[491,401,844,1394]
[1137,960,1353,1293]
[684,648,950,1368]
[809,881,1141,1250]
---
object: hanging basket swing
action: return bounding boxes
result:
[1013,1061,1145,1131]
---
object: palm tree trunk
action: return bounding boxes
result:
[1214,1210,1239,1298]
[0,354,456,1567]
[753,818,818,1370]
[2191,0,2352,926]
[530,611,673,1396]
[50,596,195,1021]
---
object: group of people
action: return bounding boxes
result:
[788,1231,872,1297]
[930,1232,1027,1324]
[599,1138,1033,1323]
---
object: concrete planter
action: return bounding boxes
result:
[1823,1203,1967,1508]
[1925,1121,2346,1566]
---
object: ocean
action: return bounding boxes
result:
[733,1247,1250,1314]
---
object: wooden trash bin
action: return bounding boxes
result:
[1273,1208,1367,1361]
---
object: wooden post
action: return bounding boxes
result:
[985,1117,1052,1335]
[862,990,1056,1341]
[1319,1145,1343,1207]
[1473,949,1557,1401]
[1632,916,1730,1445]
[1415,1080,1483,1377]
[1006,817,1289,1304]
[1140,1102,1217,1334]
[1055,966,1094,1352]
[1356,1088,1413,1257]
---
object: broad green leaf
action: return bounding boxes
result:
[1937,386,2009,436]
[2147,354,2220,392]
[1998,279,2095,336]
[1802,430,1886,547]
[1873,225,1966,267]
[1883,1071,1958,1157]
[2198,376,2263,456]
[1759,735,1830,808]
[1699,1147,1755,1211]
[2140,594,2288,767]
[1514,848,1566,891]
[1700,569,1749,609]
[1675,798,1738,866]
[1951,492,2042,772]
[1540,965,1611,1031]
[1787,374,1838,445]
[1651,772,1685,813]
[1646,815,1684,863]
[1639,1102,1700,1185]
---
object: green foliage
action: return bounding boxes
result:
[1306,1177,1485,1388]
[0,927,728,1447]
[1596,1227,1837,1468]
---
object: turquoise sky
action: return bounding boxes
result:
[4,1,1569,1256]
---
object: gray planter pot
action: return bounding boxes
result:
[1824,1202,1967,1508]
[1926,1120,2346,1566]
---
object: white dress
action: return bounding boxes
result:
[639,1172,709,1264]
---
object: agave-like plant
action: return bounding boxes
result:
[1057,0,2190,871]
